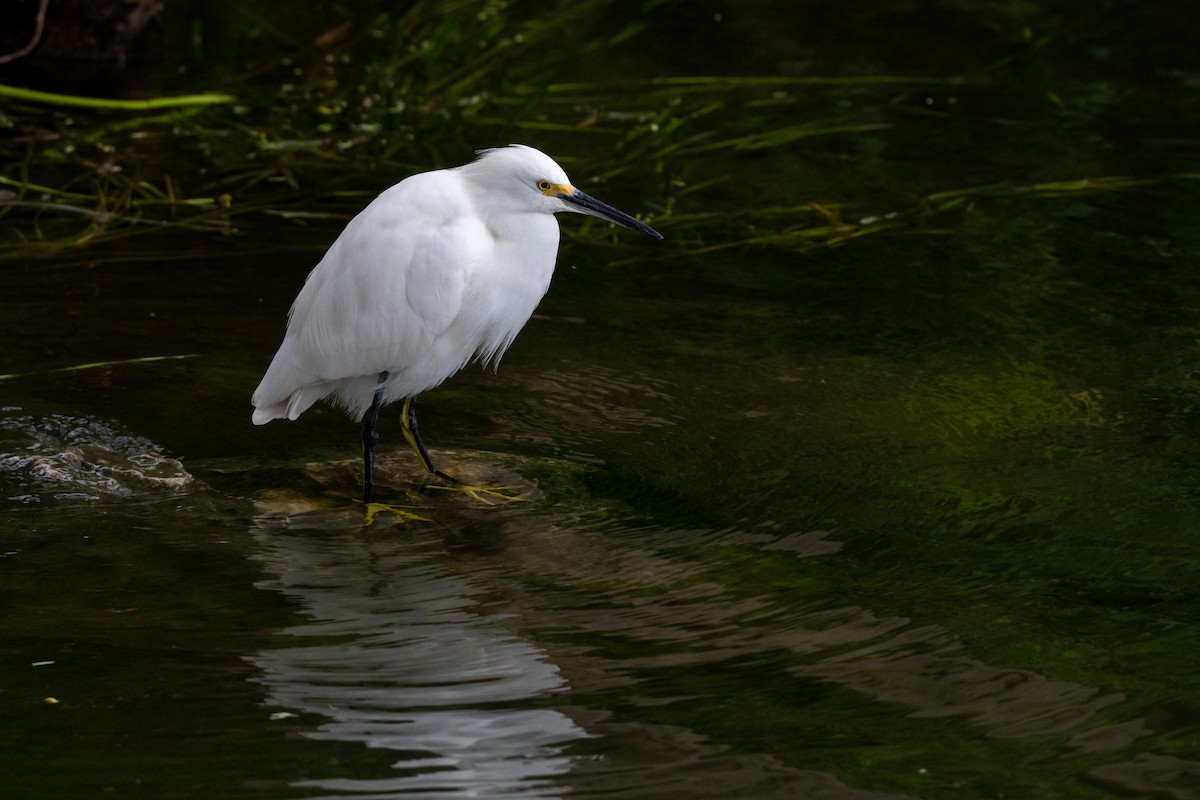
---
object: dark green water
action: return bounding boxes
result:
[2,2,1199,798]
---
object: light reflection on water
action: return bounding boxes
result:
[245,504,916,799]
[248,512,581,799]
[243,498,1199,799]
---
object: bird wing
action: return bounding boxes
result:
[253,176,484,419]
[297,210,477,379]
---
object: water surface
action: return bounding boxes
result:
[2,2,1198,798]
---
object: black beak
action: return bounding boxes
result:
[560,189,663,239]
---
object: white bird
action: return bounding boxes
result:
[251,144,662,502]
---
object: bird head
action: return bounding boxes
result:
[469,145,663,239]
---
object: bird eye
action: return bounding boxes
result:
[536,180,553,192]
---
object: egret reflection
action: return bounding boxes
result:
[247,513,584,799]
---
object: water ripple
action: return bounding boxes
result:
[240,504,1197,798]
[248,519,582,799]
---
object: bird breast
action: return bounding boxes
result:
[458,212,560,367]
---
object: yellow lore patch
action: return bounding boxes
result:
[538,181,573,197]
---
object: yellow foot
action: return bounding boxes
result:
[360,500,429,526]
[421,481,533,505]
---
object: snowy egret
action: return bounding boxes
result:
[251,144,662,502]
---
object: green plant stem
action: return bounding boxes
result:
[0,354,201,382]
[0,84,234,110]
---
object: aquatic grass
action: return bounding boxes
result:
[927,173,1200,201]
[0,173,230,215]
[503,74,984,104]
[679,121,894,154]
[0,8,972,253]
[668,172,1200,255]
[488,74,975,174]
[0,163,240,256]
[5,9,981,235]
[0,83,234,110]
[3,1,671,252]
[0,354,201,383]
[1,2,1193,261]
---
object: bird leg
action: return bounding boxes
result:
[361,371,389,503]
[400,396,459,484]
[400,396,529,504]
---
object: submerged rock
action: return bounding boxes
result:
[0,410,191,501]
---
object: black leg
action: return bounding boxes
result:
[401,396,460,484]
[361,371,389,503]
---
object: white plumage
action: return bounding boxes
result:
[251,144,661,501]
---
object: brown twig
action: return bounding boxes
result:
[0,0,51,65]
